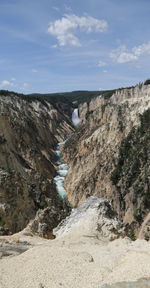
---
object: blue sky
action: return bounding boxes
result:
[0,0,150,93]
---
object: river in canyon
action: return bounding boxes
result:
[53,138,69,201]
[53,108,81,203]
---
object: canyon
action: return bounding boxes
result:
[1,85,150,238]
[0,92,74,237]
[1,84,150,287]
[63,84,150,239]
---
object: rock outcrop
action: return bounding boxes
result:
[54,196,125,241]
[22,203,70,239]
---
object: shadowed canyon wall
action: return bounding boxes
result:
[0,94,74,236]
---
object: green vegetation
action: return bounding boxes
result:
[39,200,47,208]
[27,89,117,106]
[0,216,5,227]
[111,109,150,187]
[133,208,142,222]
[144,79,150,85]
[102,89,116,99]
[129,229,136,241]
[144,233,149,241]
[0,90,23,97]
[110,108,150,222]
[118,120,124,132]
[85,110,94,120]
[1,82,148,108]
[0,89,117,108]
[110,128,135,185]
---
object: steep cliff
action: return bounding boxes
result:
[0,93,74,236]
[63,84,150,237]
[1,84,150,238]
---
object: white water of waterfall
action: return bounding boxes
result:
[54,138,70,201]
[72,108,81,126]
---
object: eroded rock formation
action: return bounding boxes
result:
[63,84,150,236]
[0,94,74,236]
[53,196,125,241]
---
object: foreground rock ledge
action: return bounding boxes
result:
[53,196,125,240]
[0,197,150,288]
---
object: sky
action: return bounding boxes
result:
[0,0,150,93]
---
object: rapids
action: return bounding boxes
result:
[54,108,81,201]
[54,139,69,200]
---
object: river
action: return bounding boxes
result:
[53,138,69,201]
[53,108,81,202]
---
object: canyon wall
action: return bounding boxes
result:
[0,94,74,236]
[63,84,150,237]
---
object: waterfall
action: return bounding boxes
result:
[72,108,81,127]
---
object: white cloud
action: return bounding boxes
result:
[110,45,138,63]
[11,77,16,81]
[110,41,150,64]
[98,61,107,67]
[32,69,38,73]
[103,70,108,73]
[117,52,137,64]
[48,14,108,47]
[133,42,150,56]
[51,44,58,49]
[0,80,15,89]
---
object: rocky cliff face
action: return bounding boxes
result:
[0,94,74,236]
[1,84,150,238]
[63,84,150,237]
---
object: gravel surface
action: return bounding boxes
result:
[0,236,150,288]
